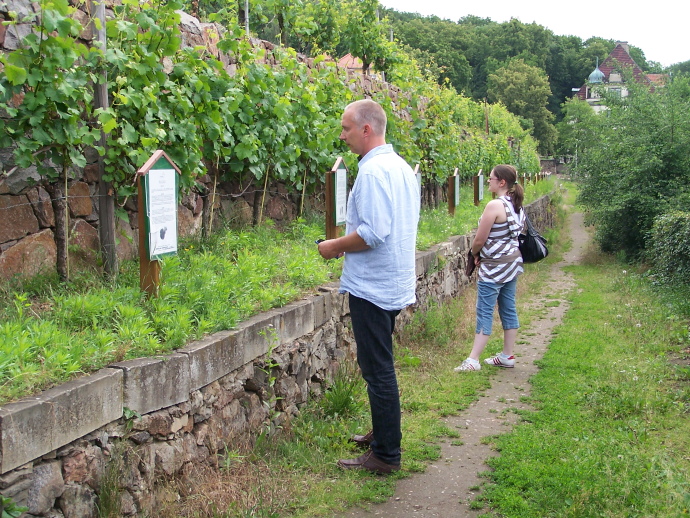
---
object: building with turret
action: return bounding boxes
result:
[574,41,663,113]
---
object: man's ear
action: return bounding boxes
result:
[362,123,372,137]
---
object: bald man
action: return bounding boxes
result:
[318,99,420,474]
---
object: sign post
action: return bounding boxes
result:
[137,150,181,297]
[448,168,459,216]
[474,168,485,205]
[325,157,348,240]
[413,163,422,198]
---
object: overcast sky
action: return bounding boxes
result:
[379,0,688,68]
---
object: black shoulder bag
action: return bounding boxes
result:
[519,212,548,263]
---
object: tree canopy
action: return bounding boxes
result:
[488,59,557,155]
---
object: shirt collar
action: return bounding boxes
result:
[358,144,393,167]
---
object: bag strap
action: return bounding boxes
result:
[523,211,539,237]
[499,196,524,239]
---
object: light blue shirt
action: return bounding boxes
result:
[339,144,420,310]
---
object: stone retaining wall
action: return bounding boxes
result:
[0,195,554,517]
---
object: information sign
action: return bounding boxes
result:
[414,164,422,194]
[335,165,347,226]
[477,169,484,201]
[145,168,178,260]
[137,150,181,297]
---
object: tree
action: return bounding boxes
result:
[555,97,597,161]
[488,59,557,155]
[0,0,103,281]
[340,0,396,75]
[576,75,690,259]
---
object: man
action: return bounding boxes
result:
[317,99,420,474]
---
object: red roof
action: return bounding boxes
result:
[576,42,651,99]
[646,74,667,86]
[338,53,363,70]
[598,43,649,84]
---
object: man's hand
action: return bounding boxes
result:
[317,239,343,260]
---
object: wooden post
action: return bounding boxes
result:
[91,0,117,276]
[473,171,481,206]
[326,157,347,240]
[137,177,160,297]
[325,169,337,240]
[448,174,455,216]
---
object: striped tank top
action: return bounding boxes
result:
[478,196,525,284]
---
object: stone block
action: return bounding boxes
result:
[229,310,282,365]
[115,218,137,262]
[278,298,314,345]
[67,182,92,218]
[68,219,99,267]
[180,331,244,391]
[0,369,123,474]
[312,291,332,328]
[0,229,56,280]
[26,187,55,228]
[110,354,190,415]
[415,249,438,277]
[0,194,39,243]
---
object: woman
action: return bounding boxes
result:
[455,164,525,372]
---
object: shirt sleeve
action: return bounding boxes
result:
[353,171,392,249]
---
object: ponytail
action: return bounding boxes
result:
[509,182,524,212]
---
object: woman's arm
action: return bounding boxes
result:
[471,200,504,256]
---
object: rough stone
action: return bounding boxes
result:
[115,218,137,261]
[225,197,252,226]
[0,194,39,243]
[82,163,100,184]
[2,22,32,51]
[27,461,65,516]
[71,7,93,41]
[137,411,173,437]
[68,219,100,267]
[26,186,55,228]
[119,490,137,515]
[67,181,92,217]
[152,441,185,477]
[170,414,190,434]
[62,451,88,484]
[0,464,33,489]
[57,484,98,518]
[0,228,56,280]
[3,160,42,193]
[266,194,295,221]
[0,0,34,18]
[129,431,151,445]
[177,204,201,239]
[84,445,106,490]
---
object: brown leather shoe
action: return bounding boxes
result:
[337,450,400,474]
[350,430,373,448]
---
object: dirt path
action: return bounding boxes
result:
[339,210,589,517]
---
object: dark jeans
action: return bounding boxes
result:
[349,294,401,465]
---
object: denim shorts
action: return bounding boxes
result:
[476,279,520,335]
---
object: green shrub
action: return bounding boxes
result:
[650,211,690,285]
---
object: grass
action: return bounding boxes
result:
[0,178,556,405]
[151,182,689,517]
[476,252,690,517]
